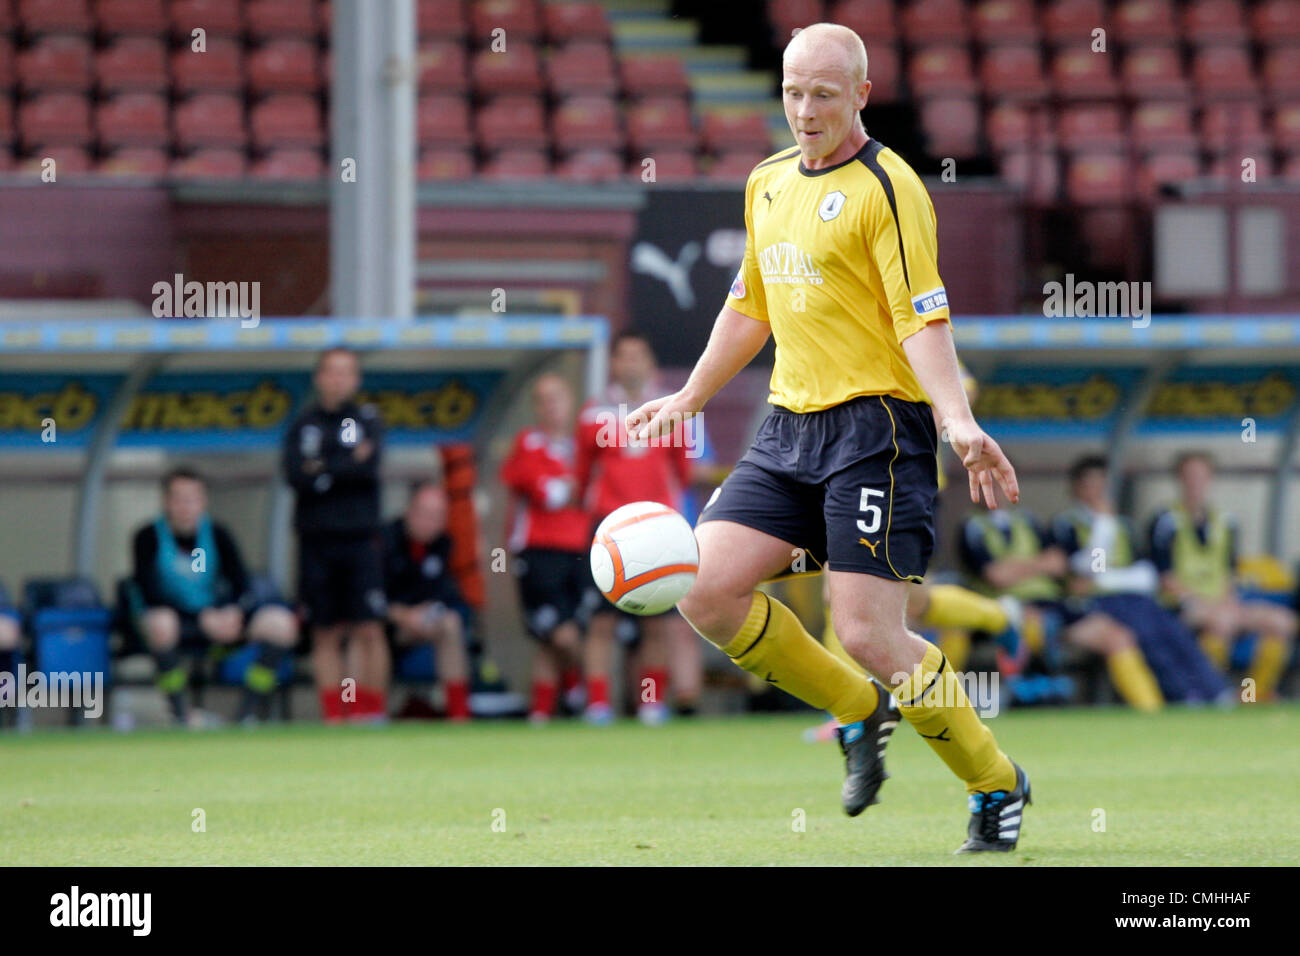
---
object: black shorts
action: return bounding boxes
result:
[297,530,387,627]
[515,548,593,641]
[698,394,938,582]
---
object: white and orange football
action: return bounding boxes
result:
[589,501,699,615]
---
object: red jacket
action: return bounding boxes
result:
[575,398,690,524]
[500,427,591,553]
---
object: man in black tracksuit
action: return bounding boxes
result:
[282,347,389,722]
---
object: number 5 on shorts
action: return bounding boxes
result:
[857,487,884,534]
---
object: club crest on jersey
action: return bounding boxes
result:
[911,286,949,315]
[730,270,746,299]
[818,190,847,222]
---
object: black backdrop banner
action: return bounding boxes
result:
[628,187,770,367]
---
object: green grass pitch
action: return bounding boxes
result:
[1,704,1296,865]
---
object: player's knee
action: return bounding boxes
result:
[250,606,298,647]
[0,615,19,650]
[1103,622,1137,654]
[676,592,740,644]
[142,608,180,650]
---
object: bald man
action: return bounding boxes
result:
[628,23,1029,853]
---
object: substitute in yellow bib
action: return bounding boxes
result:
[1149,452,1296,700]
[626,22,1029,854]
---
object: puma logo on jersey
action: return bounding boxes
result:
[762,190,776,206]
[858,537,880,556]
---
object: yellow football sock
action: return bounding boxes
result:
[1251,635,1289,701]
[936,628,971,672]
[1022,609,1046,655]
[891,641,1016,793]
[921,584,1008,633]
[721,592,879,724]
[1106,647,1164,712]
[1199,632,1229,670]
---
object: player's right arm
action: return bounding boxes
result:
[629,172,770,440]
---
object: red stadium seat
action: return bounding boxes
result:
[418,148,474,180]
[767,0,824,41]
[18,37,93,93]
[419,42,469,93]
[20,145,92,176]
[708,149,769,181]
[1263,47,1300,99]
[972,0,1041,46]
[0,97,13,145]
[626,96,696,152]
[543,2,612,44]
[863,43,900,102]
[172,147,247,178]
[97,145,169,176]
[1113,0,1179,45]
[553,147,622,182]
[19,92,93,146]
[829,0,898,42]
[1192,45,1258,99]
[474,94,548,152]
[901,0,970,46]
[96,91,169,146]
[1183,0,1248,46]
[170,0,242,37]
[418,94,472,148]
[630,149,697,182]
[251,148,324,179]
[245,0,318,39]
[980,45,1047,100]
[19,0,93,34]
[1130,102,1197,152]
[1057,105,1125,150]
[1042,0,1108,46]
[1120,46,1188,99]
[96,37,168,92]
[997,150,1060,203]
[919,98,981,159]
[0,36,13,88]
[0,148,14,172]
[470,0,542,44]
[95,0,167,35]
[471,45,543,95]
[417,0,468,42]
[909,46,977,98]
[701,111,772,154]
[552,95,624,151]
[1066,151,1130,204]
[247,40,321,94]
[1253,0,1300,46]
[173,93,245,149]
[0,0,13,33]
[546,42,619,97]
[986,102,1055,152]
[1201,104,1271,152]
[249,93,322,149]
[172,38,243,92]
[1273,104,1300,150]
[1051,46,1121,99]
[479,148,550,180]
[1137,150,1201,199]
[620,55,691,98]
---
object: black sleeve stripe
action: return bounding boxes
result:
[755,147,801,169]
[857,139,911,293]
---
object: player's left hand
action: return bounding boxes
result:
[943,418,1019,509]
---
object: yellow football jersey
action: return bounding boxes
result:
[725,139,951,413]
